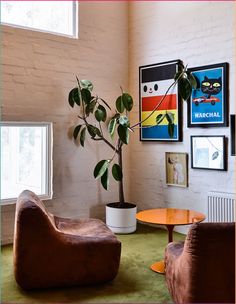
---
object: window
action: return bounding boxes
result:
[0,1,78,38]
[1,122,53,204]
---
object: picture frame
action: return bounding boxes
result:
[139,60,182,142]
[230,114,235,156]
[191,136,227,171]
[187,62,228,127]
[165,152,188,187]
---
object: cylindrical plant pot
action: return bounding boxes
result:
[106,202,137,234]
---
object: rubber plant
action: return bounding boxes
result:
[68,65,196,208]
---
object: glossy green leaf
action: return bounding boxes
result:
[174,71,183,81]
[80,79,93,91]
[101,169,109,190]
[166,112,175,124]
[118,125,129,145]
[94,160,110,179]
[85,100,96,115]
[94,105,106,122]
[119,115,130,127]
[87,125,101,138]
[112,164,123,181]
[68,87,80,107]
[156,113,165,125]
[73,125,82,140]
[168,123,175,138]
[98,105,107,122]
[116,96,125,113]
[122,93,133,112]
[81,88,91,104]
[108,118,117,138]
[187,72,198,90]
[80,127,86,147]
[178,77,192,100]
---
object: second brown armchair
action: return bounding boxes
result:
[165,222,235,303]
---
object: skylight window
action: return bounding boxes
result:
[1,1,78,38]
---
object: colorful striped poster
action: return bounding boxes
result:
[139,60,182,141]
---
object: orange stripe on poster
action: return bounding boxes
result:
[142,94,176,111]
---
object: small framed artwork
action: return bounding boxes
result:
[230,114,235,156]
[191,136,227,171]
[165,152,188,187]
[139,59,182,142]
[187,62,228,127]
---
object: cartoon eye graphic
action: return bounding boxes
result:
[143,85,147,92]
[202,82,210,87]
[213,83,221,87]
[154,84,158,91]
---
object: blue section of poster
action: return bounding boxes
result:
[191,67,224,124]
[141,125,177,140]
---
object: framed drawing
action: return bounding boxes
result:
[191,136,227,171]
[230,114,235,156]
[187,62,228,127]
[139,60,182,141]
[165,152,188,187]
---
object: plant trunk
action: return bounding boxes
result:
[118,146,125,207]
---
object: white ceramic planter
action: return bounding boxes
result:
[106,203,137,234]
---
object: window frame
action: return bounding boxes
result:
[1,121,53,205]
[0,1,79,39]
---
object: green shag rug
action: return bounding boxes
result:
[1,224,185,303]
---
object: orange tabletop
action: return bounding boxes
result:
[136,208,205,274]
[136,208,205,226]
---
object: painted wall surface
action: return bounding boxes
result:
[1,1,235,243]
[1,2,129,244]
[128,1,235,233]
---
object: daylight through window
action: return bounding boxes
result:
[1,1,78,37]
[1,122,53,203]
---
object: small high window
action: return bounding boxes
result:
[1,122,53,204]
[1,1,78,38]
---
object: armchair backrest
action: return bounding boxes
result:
[14,190,56,248]
[183,222,235,303]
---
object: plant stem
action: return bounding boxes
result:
[118,140,125,206]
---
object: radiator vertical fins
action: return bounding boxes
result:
[207,192,235,222]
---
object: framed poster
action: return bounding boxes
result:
[139,60,182,141]
[230,114,235,156]
[191,136,227,171]
[187,63,228,127]
[165,152,188,187]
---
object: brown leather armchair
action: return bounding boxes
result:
[165,222,235,303]
[13,190,121,290]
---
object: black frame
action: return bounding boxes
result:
[230,114,235,156]
[191,135,227,171]
[187,62,229,128]
[139,59,182,142]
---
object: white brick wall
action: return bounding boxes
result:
[1,2,129,244]
[128,1,235,234]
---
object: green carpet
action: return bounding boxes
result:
[1,224,185,303]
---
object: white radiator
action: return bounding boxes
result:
[207,192,235,222]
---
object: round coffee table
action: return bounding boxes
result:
[136,208,205,274]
